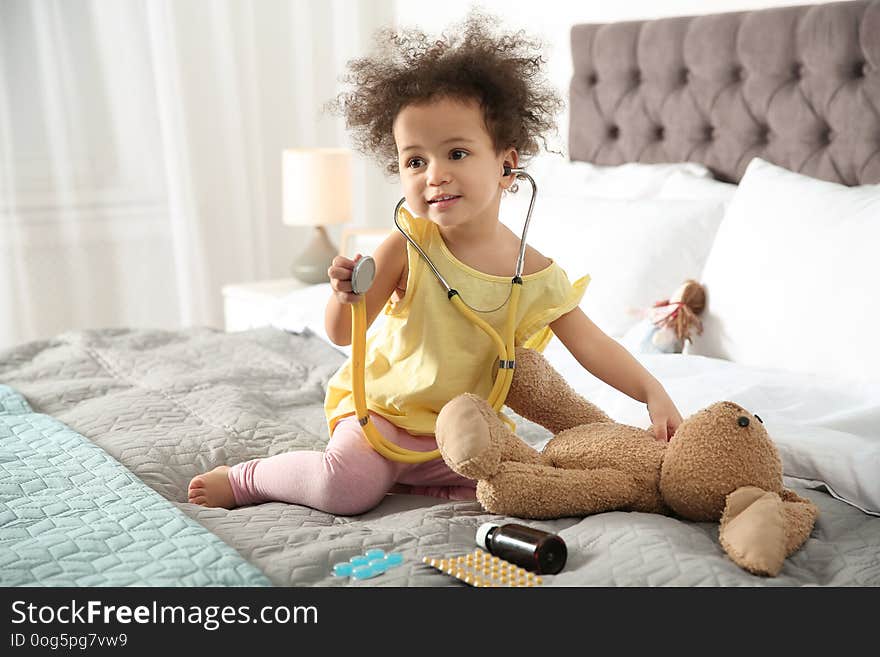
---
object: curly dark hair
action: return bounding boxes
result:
[327,11,564,176]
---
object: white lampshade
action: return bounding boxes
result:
[282,148,352,227]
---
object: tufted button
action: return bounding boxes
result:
[587,72,598,86]
[758,126,770,143]
[680,67,690,85]
[704,125,715,141]
[821,126,834,144]
[732,66,745,82]
[854,60,867,78]
[792,62,804,80]
[608,125,620,139]
[632,69,642,85]
[654,125,665,141]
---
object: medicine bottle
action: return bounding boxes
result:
[476,523,567,575]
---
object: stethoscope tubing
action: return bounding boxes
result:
[352,169,538,463]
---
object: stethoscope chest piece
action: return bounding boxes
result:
[351,256,376,295]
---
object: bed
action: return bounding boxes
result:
[2,0,879,587]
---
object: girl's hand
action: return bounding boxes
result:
[646,389,683,442]
[328,253,363,305]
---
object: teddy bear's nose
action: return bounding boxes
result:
[737,416,750,427]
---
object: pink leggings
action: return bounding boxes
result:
[227,412,476,515]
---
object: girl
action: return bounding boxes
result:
[189,13,684,513]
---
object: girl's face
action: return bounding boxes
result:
[393,97,517,230]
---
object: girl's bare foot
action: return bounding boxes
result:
[188,466,236,508]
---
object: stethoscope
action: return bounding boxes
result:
[349,166,537,463]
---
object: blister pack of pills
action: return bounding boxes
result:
[421,548,543,587]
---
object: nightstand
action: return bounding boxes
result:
[222,278,312,331]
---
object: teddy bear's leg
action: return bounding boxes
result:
[436,393,549,480]
[476,461,638,519]
[505,347,612,434]
[545,425,668,514]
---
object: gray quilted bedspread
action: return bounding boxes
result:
[2,327,878,586]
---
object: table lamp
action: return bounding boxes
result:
[282,148,352,284]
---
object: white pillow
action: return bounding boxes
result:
[524,155,713,199]
[504,194,725,336]
[498,156,727,336]
[689,157,880,382]
[656,170,738,204]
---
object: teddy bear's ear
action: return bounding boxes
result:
[718,486,786,576]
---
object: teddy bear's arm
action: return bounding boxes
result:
[719,486,787,576]
[718,486,819,577]
[505,347,611,434]
[779,489,819,555]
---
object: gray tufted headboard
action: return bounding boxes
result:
[568,0,880,185]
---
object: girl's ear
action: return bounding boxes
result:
[501,148,520,188]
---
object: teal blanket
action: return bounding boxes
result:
[0,385,269,586]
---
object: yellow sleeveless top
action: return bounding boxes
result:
[324,209,590,437]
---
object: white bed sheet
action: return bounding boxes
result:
[271,284,880,517]
[539,339,880,516]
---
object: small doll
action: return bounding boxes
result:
[622,280,706,354]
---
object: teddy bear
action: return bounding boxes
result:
[434,347,819,577]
